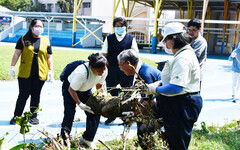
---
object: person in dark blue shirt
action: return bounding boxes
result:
[117,49,161,150]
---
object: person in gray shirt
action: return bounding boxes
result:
[188,18,208,89]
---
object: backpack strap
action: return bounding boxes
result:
[82,63,89,79]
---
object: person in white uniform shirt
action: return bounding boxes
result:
[101,17,139,125]
[146,23,203,150]
[60,53,108,149]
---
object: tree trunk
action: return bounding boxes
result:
[86,94,137,118]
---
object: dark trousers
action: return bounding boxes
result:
[106,66,134,121]
[158,93,202,150]
[13,77,45,118]
[137,122,155,150]
[61,81,100,141]
[137,98,163,150]
[106,66,134,96]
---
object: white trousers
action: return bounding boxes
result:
[232,71,240,99]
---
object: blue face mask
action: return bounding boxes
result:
[114,27,126,35]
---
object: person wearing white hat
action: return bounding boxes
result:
[146,22,203,150]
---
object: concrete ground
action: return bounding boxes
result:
[0,44,240,149]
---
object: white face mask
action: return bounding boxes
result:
[33,27,43,36]
[163,40,173,54]
[114,27,126,35]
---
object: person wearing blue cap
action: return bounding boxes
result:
[146,22,203,150]
[229,42,240,102]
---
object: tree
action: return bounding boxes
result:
[0,0,47,12]
[30,2,47,12]
[0,0,32,11]
[57,0,74,13]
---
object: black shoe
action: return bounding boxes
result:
[233,98,239,103]
[29,117,39,125]
[10,117,16,125]
[105,118,116,125]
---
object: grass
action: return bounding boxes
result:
[189,121,240,150]
[96,120,240,150]
[0,45,157,80]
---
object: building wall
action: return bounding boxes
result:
[91,0,122,17]
[78,0,92,16]
[38,0,59,12]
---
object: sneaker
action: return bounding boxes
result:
[233,98,239,103]
[29,117,39,125]
[10,117,16,125]
[79,136,96,149]
[105,118,116,125]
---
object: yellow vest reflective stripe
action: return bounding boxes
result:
[18,35,50,80]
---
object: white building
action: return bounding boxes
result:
[32,0,174,44]
[0,6,25,32]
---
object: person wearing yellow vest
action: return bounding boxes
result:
[9,19,53,125]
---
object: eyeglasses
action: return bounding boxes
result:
[187,29,198,33]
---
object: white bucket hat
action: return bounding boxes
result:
[159,22,187,46]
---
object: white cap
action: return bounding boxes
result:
[159,22,187,46]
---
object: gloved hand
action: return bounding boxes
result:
[47,70,55,82]
[9,66,16,78]
[231,52,237,58]
[122,111,133,115]
[145,82,160,95]
[77,103,94,114]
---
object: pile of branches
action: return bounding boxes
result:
[37,79,169,149]
[86,79,145,118]
[86,79,169,149]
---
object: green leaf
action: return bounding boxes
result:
[119,92,124,99]
[9,143,25,150]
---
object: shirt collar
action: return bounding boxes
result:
[174,44,192,56]
[193,34,201,42]
[134,61,142,79]
[115,31,126,41]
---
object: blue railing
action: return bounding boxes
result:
[2,28,84,47]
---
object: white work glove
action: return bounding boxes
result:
[145,81,161,95]
[231,52,237,58]
[122,111,133,115]
[47,70,55,82]
[9,66,16,78]
[77,103,94,114]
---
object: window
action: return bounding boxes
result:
[47,4,52,12]
[83,2,91,8]
[130,32,145,43]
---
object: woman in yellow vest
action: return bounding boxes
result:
[9,19,53,125]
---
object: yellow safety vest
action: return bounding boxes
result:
[18,35,50,81]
